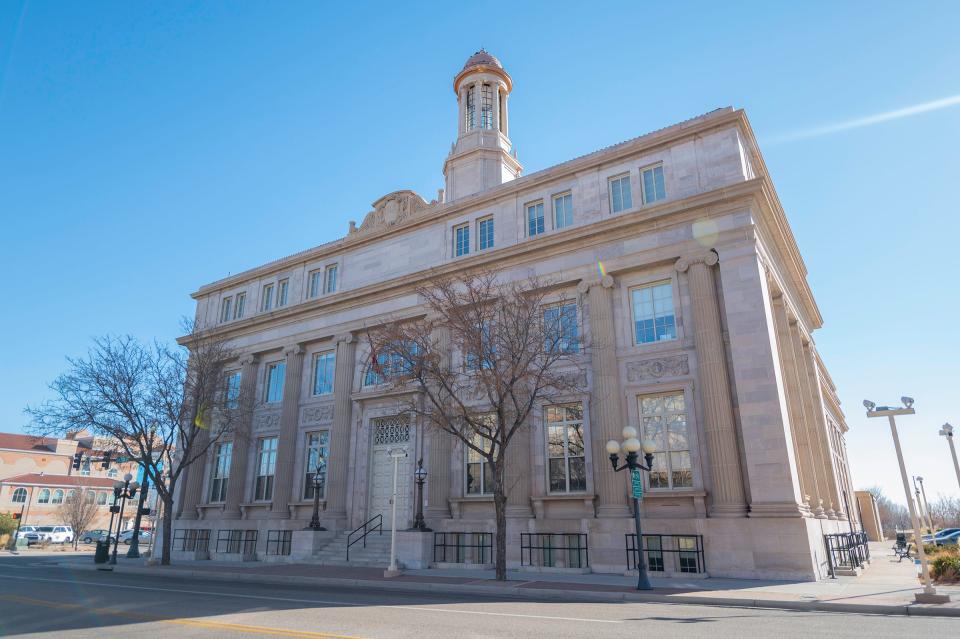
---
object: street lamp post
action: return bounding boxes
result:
[385,448,407,577]
[307,458,327,531]
[940,423,960,493]
[126,474,151,559]
[410,459,431,532]
[109,473,140,566]
[915,476,934,534]
[864,398,949,604]
[606,426,657,591]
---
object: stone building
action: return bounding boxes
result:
[173,50,857,580]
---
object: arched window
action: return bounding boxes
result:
[85,490,96,504]
[52,489,64,504]
[38,488,50,504]
[107,468,118,479]
[96,492,108,505]
[66,490,77,503]
[12,488,27,503]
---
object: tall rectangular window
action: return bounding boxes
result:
[303,431,330,499]
[609,174,633,213]
[466,428,493,495]
[641,164,666,204]
[312,351,335,396]
[209,441,232,503]
[277,279,289,307]
[454,223,470,257]
[308,270,323,298]
[363,342,418,386]
[220,297,233,323]
[254,436,278,501]
[527,201,545,237]
[464,321,494,371]
[478,217,494,251]
[631,282,676,344]
[261,284,274,312]
[324,264,338,294]
[543,302,579,354]
[546,403,586,493]
[465,86,475,130]
[639,393,692,489]
[481,83,493,129]
[264,362,286,403]
[234,293,246,320]
[553,192,573,229]
[225,370,241,409]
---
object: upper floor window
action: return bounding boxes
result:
[631,282,676,345]
[303,431,330,500]
[264,362,286,403]
[609,174,633,213]
[254,436,278,501]
[553,192,573,229]
[38,488,50,504]
[261,283,274,312]
[641,164,666,204]
[96,492,108,505]
[11,488,27,503]
[220,297,233,323]
[481,83,494,129]
[464,321,494,371]
[277,279,289,307]
[234,293,246,320]
[312,351,335,396]
[364,342,418,386]
[51,489,64,504]
[640,392,692,489]
[465,86,476,130]
[107,468,118,479]
[209,441,232,503]
[478,217,494,251]
[80,459,91,476]
[543,302,579,354]
[454,223,470,257]
[527,201,545,237]
[324,264,338,294]
[465,429,493,495]
[225,370,242,409]
[308,269,323,299]
[546,403,586,493]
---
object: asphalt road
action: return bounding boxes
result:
[1,554,958,638]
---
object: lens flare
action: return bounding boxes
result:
[597,261,607,278]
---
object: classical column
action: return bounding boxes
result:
[802,340,844,519]
[770,296,814,513]
[676,252,747,517]
[223,355,259,519]
[177,429,207,519]
[425,325,452,520]
[579,275,629,517]
[325,333,357,521]
[501,93,509,137]
[491,84,501,133]
[787,317,827,517]
[270,344,306,517]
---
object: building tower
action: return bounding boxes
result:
[443,50,522,202]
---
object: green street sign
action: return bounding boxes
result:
[630,469,643,499]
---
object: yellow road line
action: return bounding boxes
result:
[0,595,366,639]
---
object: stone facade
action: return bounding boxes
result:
[172,51,858,580]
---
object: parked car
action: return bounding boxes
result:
[933,530,960,546]
[15,525,38,540]
[80,529,113,544]
[118,530,152,545]
[26,525,74,544]
[922,528,960,544]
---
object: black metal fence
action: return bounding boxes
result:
[215,529,258,555]
[520,533,589,569]
[433,532,493,564]
[172,528,210,552]
[625,534,705,574]
[266,530,293,556]
[824,532,870,578]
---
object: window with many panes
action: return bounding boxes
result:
[363,343,417,386]
[324,264,338,294]
[543,302,579,354]
[527,201,545,237]
[630,282,676,344]
[209,441,232,503]
[51,489,63,504]
[546,403,586,493]
[481,83,493,129]
[303,431,330,500]
[465,427,494,495]
[234,293,246,319]
[639,392,692,489]
[261,283,274,312]
[464,321,494,371]
[38,489,50,504]
[478,217,494,251]
[277,279,289,307]
[12,488,26,503]
[225,370,241,409]
[641,164,666,204]
[609,174,633,213]
[220,297,233,323]
[465,85,476,130]
[96,492,107,505]
[312,351,335,396]
[264,362,285,403]
[454,223,470,257]
[308,270,323,298]
[553,192,573,229]
[254,436,278,501]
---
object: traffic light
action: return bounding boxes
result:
[72,452,83,471]
[100,451,112,469]
[13,512,21,520]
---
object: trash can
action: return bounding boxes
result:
[94,540,110,564]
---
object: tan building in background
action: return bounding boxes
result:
[856,490,885,541]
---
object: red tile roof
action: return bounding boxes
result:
[1,473,120,488]
[0,431,97,453]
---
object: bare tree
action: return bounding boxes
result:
[365,269,585,580]
[58,491,99,550]
[26,322,246,565]
[866,486,911,532]
[927,495,960,530]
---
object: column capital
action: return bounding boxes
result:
[674,250,718,273]
[283,343,306,358]
[334,333,355,345]
[576,274,614,294]
[239,353,260,367]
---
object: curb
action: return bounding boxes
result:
[57,562,960,618]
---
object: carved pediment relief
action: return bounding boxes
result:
[626,354,690,382]
[349,190,432,236]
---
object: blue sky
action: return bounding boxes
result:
[1,1,958,506]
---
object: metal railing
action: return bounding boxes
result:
[347,514,382,561]
[266,530,293,556]
[172,528,210,552]
[824,531,870,578]
[521,533,589,569]
[433,532,493,564]
[626,534,705,574]
[215,529,258,555]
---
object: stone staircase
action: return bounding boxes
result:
[311,529,394,567]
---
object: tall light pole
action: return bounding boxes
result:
[307,457,327,531]
[915,476,934,533]
[385,447,407,577]
[940,423,960,493]
[109,473,139,566]
[864,398,949,603]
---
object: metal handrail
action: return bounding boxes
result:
[346,514,382,561]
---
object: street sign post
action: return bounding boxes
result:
[631,468,643,499]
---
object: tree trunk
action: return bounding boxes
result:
[161,494,174,566]
[493,492,507,580]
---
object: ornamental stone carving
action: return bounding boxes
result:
[626,354,690,382]
[253,410,281,431]
[349,190,431,235]
[301,404,334,425]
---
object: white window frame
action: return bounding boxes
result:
[543,301,580,354]
[254,436,278,502]
[545,403,587,494]
[209,441,232,503]
[465,430,494,496]
[552,192,573,229]
[302,430,330,500]
[629,280,678,346]
[638,391,692,490]
[608,173,633,213]
[453,223,470,257]
[264,361,285,403]
[225,370,242,409]
[323,264,338,294]
[308,269,323,299]
[526,200,545,237]
[477,216,494,251]
[233,292,246,320]
[261,283,274,312]
[640,163,666,204]
[277,279,289,307]
[220,297,233,323]
[312,351,335,396]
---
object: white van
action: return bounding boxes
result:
[31,525,74,544]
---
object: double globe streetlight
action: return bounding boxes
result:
[606,426,657,590]
[108,473,140,565]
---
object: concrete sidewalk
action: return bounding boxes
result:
[54,542,960,618]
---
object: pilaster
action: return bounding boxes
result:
[223,354,260,519]
[270,344,306,517]
[787,317,827,518]
[326,333,357,521]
